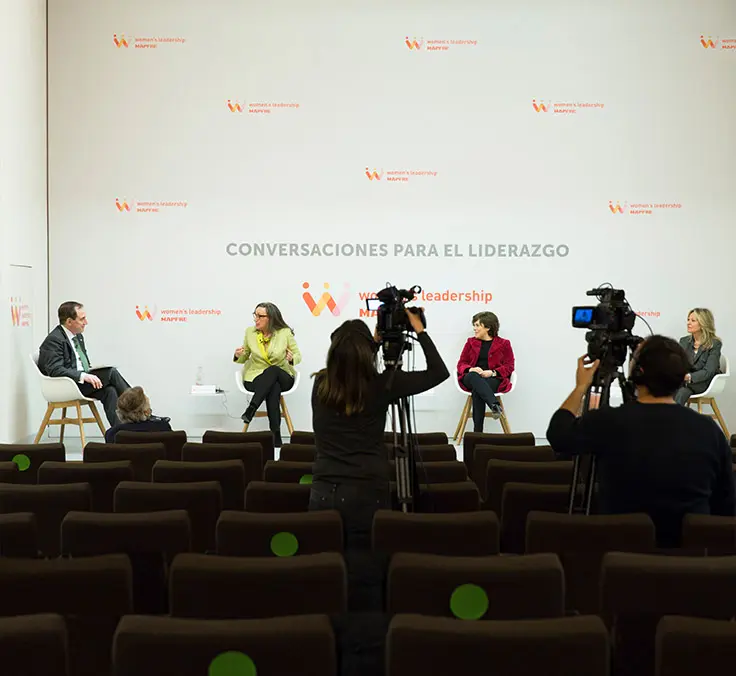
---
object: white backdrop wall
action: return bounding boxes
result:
[0,0,48,443]
[48,0,736,439]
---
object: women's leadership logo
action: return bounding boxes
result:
[302,283,351,317]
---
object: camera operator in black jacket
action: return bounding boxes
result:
[547,335,734,548]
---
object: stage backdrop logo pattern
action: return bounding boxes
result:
[116,199,188,214]
[9,297,31,328]
[608,201,682,216]
[532,99,605,115]
[405,36,478,51]
[366,168,439,183]
[302,283,351,317]
[135,305,222,324]
[700,34,736,50]
[112,33,186,49]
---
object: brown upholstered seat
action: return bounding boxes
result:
[216,510,343,556]
[411,444,458,462]
[0,554,132,676]
[114,481,222,553]
[202,430,274,465]
[0,461,19,483]
[387,552,564,619]
[182,442,263,486]
[415,481,481,513]
[462,432,535,484]
[84,442,166,482]
[38,460,134,512]
[390,461,467,484]
[169,552,347,619]
[681,513,736,555]
[0,614,69,676]
[385,431,448,445]
[279,443,316,462]
[263,460,314,483]
[373,509,500,556]
[0,512,38,557]
[245,481,311,513]
[474,444,556,490]
[289,430,316,445]
[114,430,187,461]
[601,552,736,676]
[656,615,736,676]
[0,483,91,557]
[526,511,656,614]
[387,614,609,676]
[484,459,573,509]
[113,614,336,676]
[0,443,65,484]
[152,460,245,511]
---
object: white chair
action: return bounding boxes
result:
[30,352,106,446]
[234,369,300,434]
[686,354,730,437]
[453,371,517,442]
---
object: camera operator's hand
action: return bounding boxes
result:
[575,355,600,391]
[405,307,425,334]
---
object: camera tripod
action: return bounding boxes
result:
[567,366,636,515]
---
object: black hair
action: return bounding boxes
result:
[631,335,690,397]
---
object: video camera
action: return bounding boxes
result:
[572,286,643,376]
[366,284,426,365]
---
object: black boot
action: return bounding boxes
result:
[241,403,258,424]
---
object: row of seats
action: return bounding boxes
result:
[2,550,736,674]
[8,611,736,676]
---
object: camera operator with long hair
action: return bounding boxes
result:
[547,336,734,548]
[309,308,449,549]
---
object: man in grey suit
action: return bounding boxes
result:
[38,301,131,427]
[676,319,723,406]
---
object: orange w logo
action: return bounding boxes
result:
[302,283,351,317]
[405,36,423,50]
[700,35,718,49]
[227,100,244,112]
[135,305,155,321]
[10,300,21,327]
[532,99,550,113]
[113,34,129,48]
[365,167,383,181]
[608,201,625,214]
[116,198,131,212]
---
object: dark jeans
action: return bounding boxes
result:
[309,481,390,611]
[79,367,130,427]
[674,381,709,406]
[243,366,294,442]
[462,372,501,432]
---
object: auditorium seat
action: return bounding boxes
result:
[0,483,91,557]
[601,552,736,676]
[113,614,336,676]
[61,510,190,614]
[474,442,555,467]
[245,481,310,513]
[385,431,449,445]
[462,432,535,483]
[656,616,736,676]
[0,512,38,557]
[152,460,245,511]
[0,443,65,484]
[387,552,564,620]
[216,510,343,556]
[525,511,656,614]
[84,441,167,482]
[182,442,263,486]
[409,444,458,462]
[0,461,19,483]
[0,614,69,676]
[0,554,132,676]
[500,483,572,554]
[415,481,481,513]
[279,443,316,462]
[289,431,315,445]
[202,430,274,465]
[372,510,500,556]
[681,514,736,555]
[386,614,610,676]
[169,551,347,619]
[114,481,222,553]
[38,460,134,512]
[390,460,468,484]
[115,430,187,462]
[484,459,573,510]
[263,460,314,484]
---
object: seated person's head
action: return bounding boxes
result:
[630,335,690,398]
[472,311,499,340]
[116,386,152,424]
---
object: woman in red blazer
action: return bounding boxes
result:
[457,311,515,432]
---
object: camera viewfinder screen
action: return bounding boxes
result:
[365,298,382,312]
[573,307,594,327]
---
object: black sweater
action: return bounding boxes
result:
[312,332,450,485]
[547,402,735,547]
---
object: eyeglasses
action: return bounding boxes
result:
[253,313,268,319]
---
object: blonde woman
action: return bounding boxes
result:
[675,308,722,405]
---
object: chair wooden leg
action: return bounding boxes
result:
[498,398,511,434]
[59,408,67,443]
[242,422,250,433]
[75,401,86,448]
[89,402,106,436]
[709,398,730,438]
[697,400,703,414]
[34,404,55,444]
[456,397,472,444]
[281,398,294,435]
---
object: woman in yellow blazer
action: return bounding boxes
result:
[233,302,301,446]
